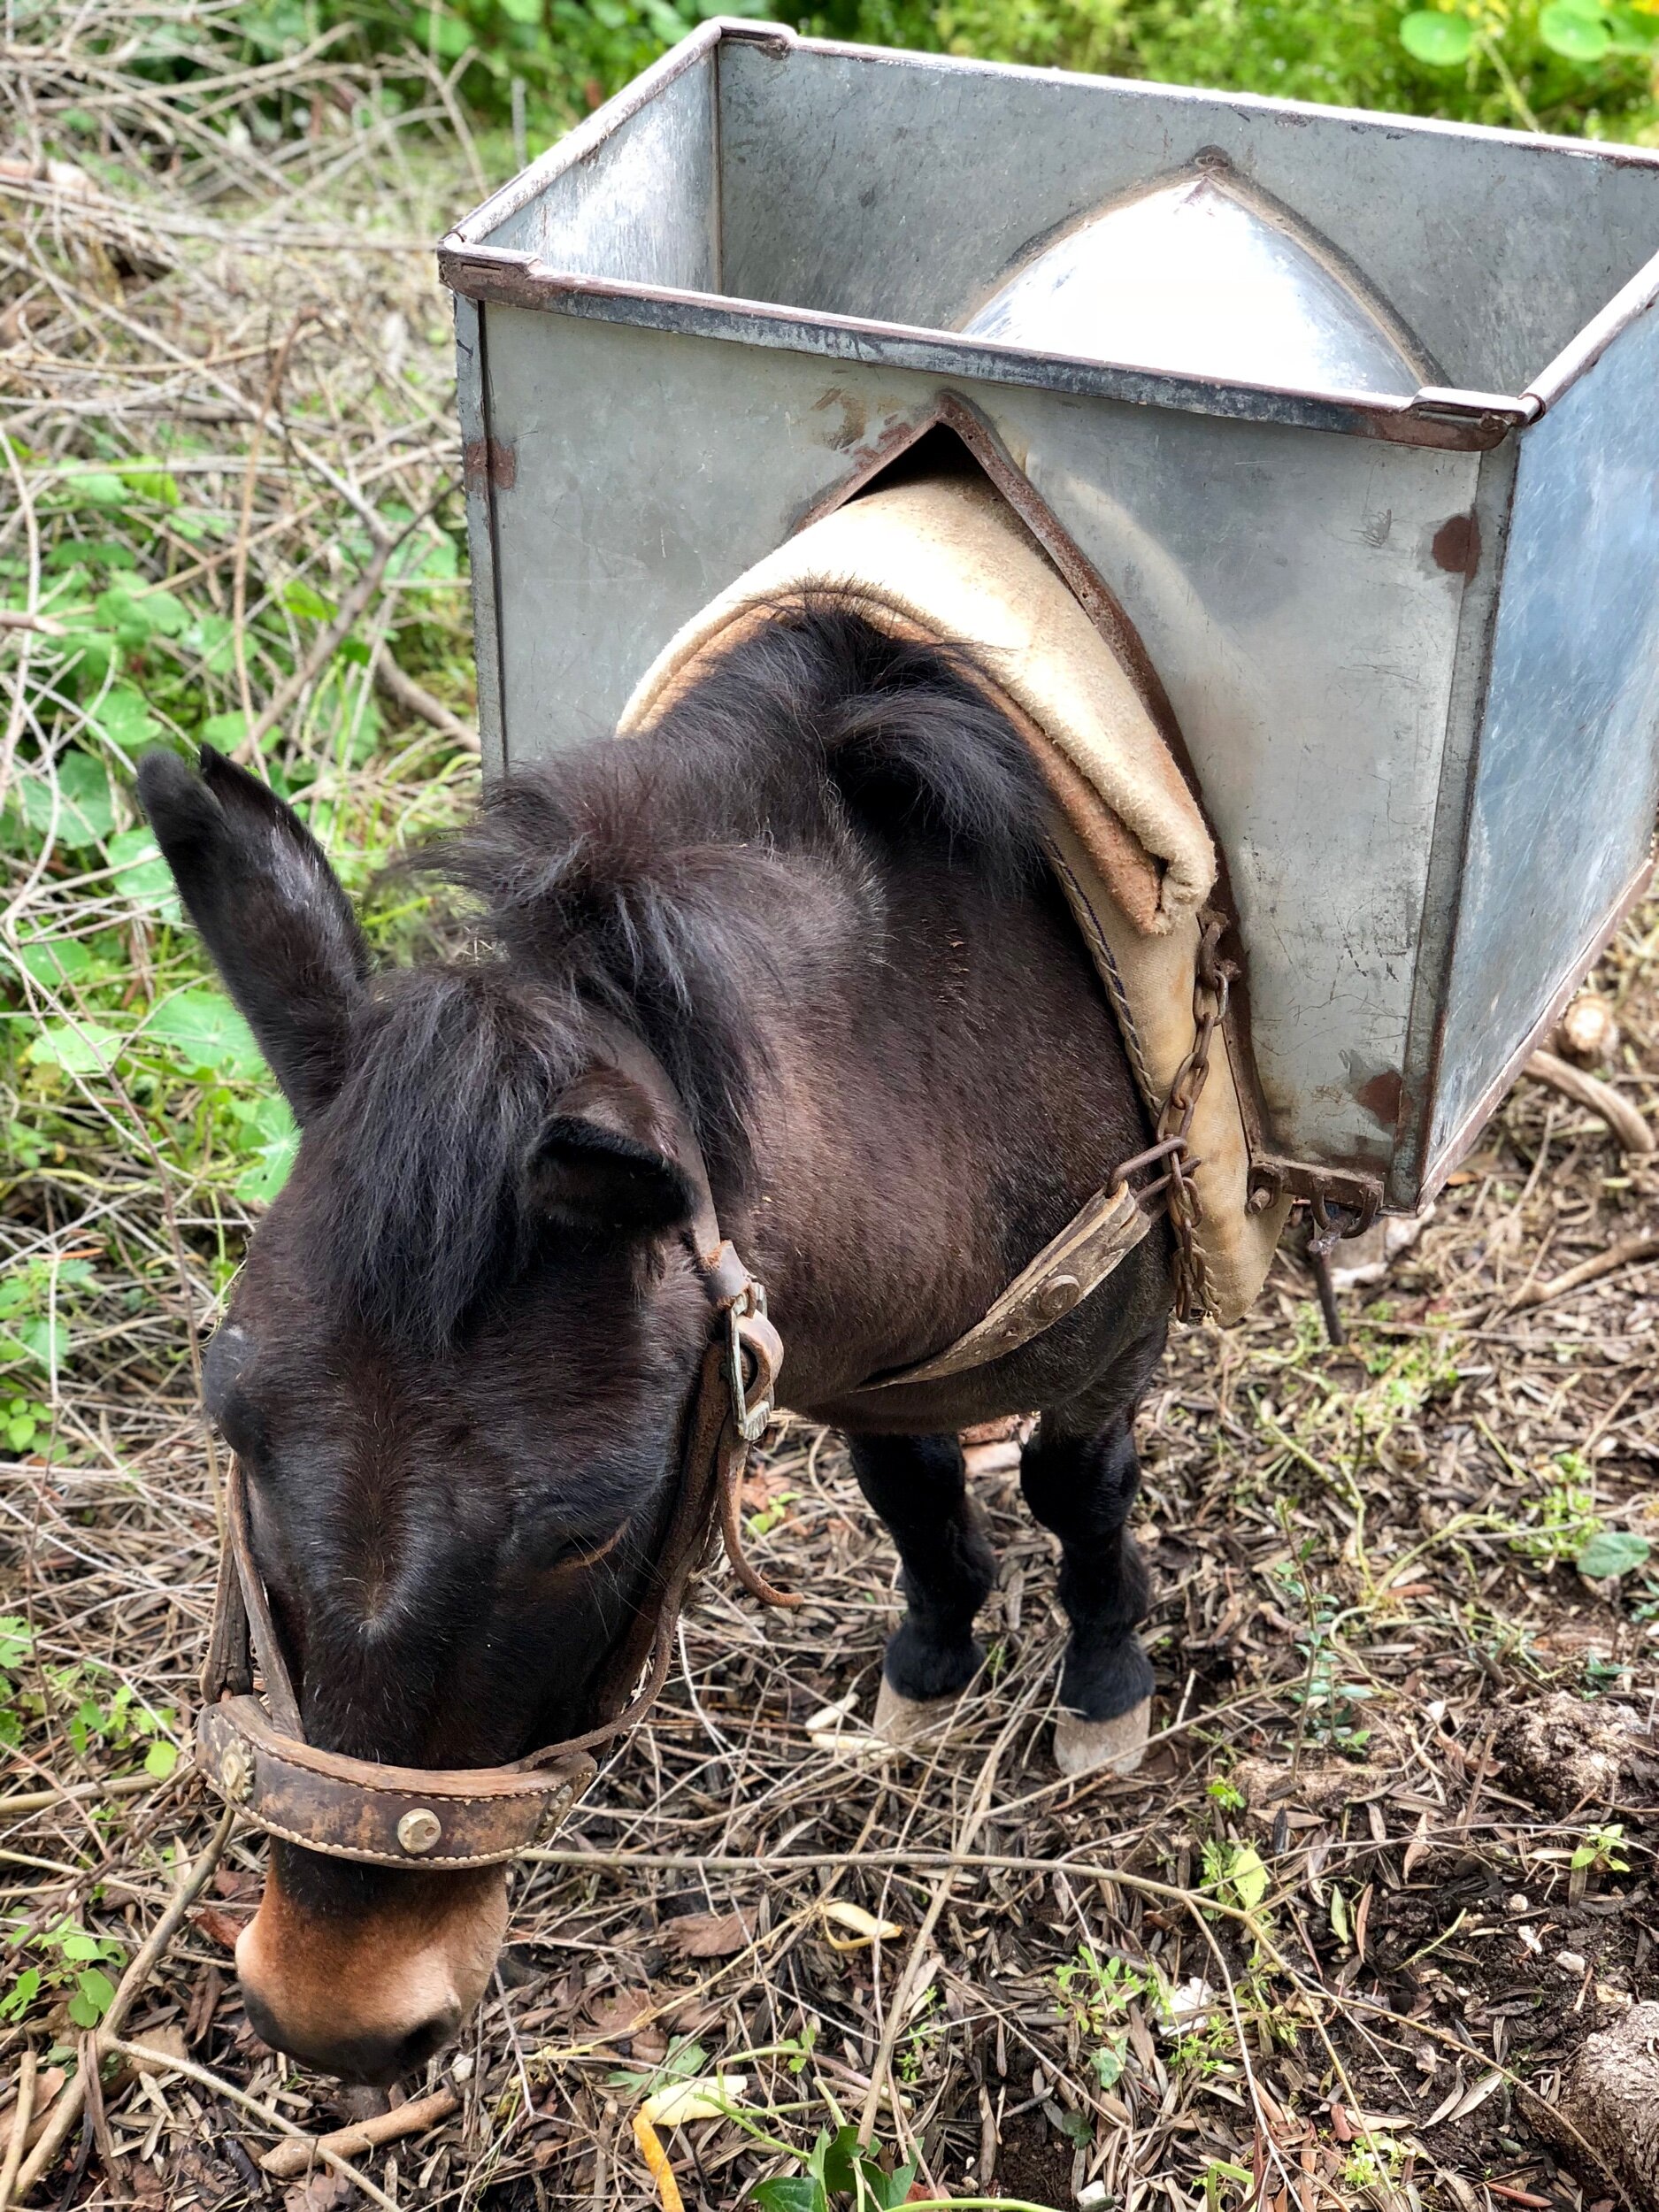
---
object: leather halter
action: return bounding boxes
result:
[196,1031,794,1872]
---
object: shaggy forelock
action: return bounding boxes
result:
[318,964,587,1348]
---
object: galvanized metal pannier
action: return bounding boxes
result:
[439,20,1659,1224]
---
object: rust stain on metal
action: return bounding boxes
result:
[1432,511,1481,578]
[810,387,869,451]
[1356,1067,1404,1129]
[463,437,517,493]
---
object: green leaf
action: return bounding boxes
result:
[748,2183,823,2212]
[26,1019,124,1075]
[1400,9,1475,62]
[1540,0,1613,56]
[108,826,178,915]
[56,471,127,510]
[143,1739,179,1778]
[17,752,115,850]
[1575,1529,1651,1578]
[51,628,119,692]
[12,936,95,987]
[119,463,180,507]
[1054,2107,1093,2148]
[182,611,236,675]
[281,579,337,620]
[497,0,543,21]
[1605,4,1659,50]
[93,584,188,645]
[1231,1843,1269,1913]
[1090,2039,1126,2088]
[818,2126,864,2196]
[0,1967,42,2021]
[201,710,249,752]
[68,1966,116,2027]
[145,989,264,1078]
[90,683,161,755]
[234,1126,300,1206]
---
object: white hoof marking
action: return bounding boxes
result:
[1054,1696,1152,1778]
[872,1677,964,1749]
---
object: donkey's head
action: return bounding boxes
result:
[138,747,728,2080]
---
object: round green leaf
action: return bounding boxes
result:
[26,1019,124,1075]
[67,1967,116,2028]
[90,683,161,756]
[281,578,337,621]
[17,753,115,851]
[143,1739,180,1778]
[144,989,264,1078]
[235,1125,299,1206]
[1541,0,1614,55]
[1401,9,1476,62]
[108,826,179,916]
[1605,4,1659,51]
[1575,1528,1651,1578]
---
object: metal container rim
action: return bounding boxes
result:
[438,19,1659,437]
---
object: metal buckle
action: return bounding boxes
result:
[726,1285,779,1443]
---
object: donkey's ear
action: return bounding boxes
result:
[135,745,369,1123]
[528,1064,697,1238]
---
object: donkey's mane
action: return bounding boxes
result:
[319,597,1053,1346]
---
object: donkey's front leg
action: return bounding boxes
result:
[850,1432,997,1746]
[1020,1409,1156,1777]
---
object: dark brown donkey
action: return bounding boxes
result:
[136,600,1173,2082]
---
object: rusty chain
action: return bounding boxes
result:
[1156,906,1233,1319]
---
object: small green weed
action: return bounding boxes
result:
[0,1626,179,1778]
[1571,1823,1631,1878]
[1053,1942,1160,2088]
[1199,1839,1269,1917]
[1,1915,125,2031]
[1271,1551,1374,1751]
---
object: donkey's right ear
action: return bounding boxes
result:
[135,745,369,1124]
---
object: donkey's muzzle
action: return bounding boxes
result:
[197,1698,594,1870]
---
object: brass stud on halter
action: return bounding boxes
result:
[219,1746,254,1804]
[396,1809,443,1856]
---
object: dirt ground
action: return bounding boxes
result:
[6,910,1659,2212]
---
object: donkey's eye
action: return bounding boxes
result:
[544,1523,628,1573]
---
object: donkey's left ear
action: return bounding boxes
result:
[135,745,369,1124]
[528,1064,697,1238]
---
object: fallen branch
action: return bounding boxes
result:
[1525,1048,1654,1155]
[1508,1233,1659,1312]
[13,1801,235,2202]
[258,2087,460,2177]
[0,2050,37,2212]
[0,1774,163,1820]
[372,644,479,751]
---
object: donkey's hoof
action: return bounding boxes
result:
[1054,1697,1151,1778]
[873,1677,963,1750]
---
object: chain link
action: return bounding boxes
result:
[1155,906,1234,1320]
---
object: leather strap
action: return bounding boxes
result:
[197,1699,595,1870]
[854,1175,1152,1393]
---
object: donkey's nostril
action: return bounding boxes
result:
[389,2003,462,2079]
